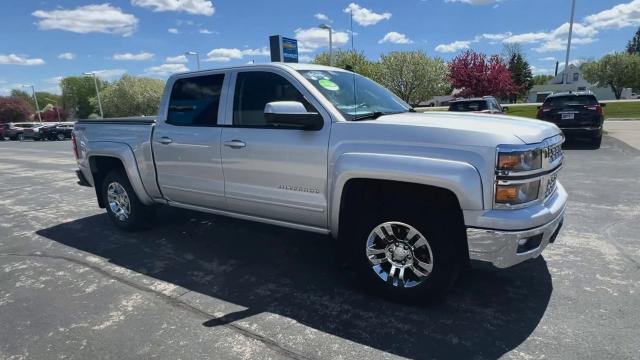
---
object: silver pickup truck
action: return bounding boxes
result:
[73,63,567,300]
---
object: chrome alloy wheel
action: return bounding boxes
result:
[365,222,434,288]
[107,182,131,221]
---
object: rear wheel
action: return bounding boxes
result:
[101,170,155,231]
[16,133,24,141]
[56,133,66,141]
[341,191,463,303]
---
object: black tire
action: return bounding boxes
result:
[101,169,155,231]
[341,190,463,303]
[16,133,24,141]
[56,133,65,141]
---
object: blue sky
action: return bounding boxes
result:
[1,0,639,95]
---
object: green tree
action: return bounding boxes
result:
[532,75,554,86]
[60,76,106,119]
[508,53,533,102]
[312,49,378,79]
[92,75,165,117]
[376,51,450,106]
[582,53,640,99]
[627,27,640,55]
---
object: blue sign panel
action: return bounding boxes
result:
[282,37,298,63]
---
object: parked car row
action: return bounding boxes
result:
[0,122,75,141]
[447,92,604,148]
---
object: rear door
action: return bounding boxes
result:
[219,69,331,228]
[153,72,228,209]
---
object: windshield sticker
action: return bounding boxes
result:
[304,71,329,81]
[319,79,339,91]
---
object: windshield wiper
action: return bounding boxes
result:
[350,110,408,122]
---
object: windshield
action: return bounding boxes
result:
[298,70,410,120]
[449,100,488,112]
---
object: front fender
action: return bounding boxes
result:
[85,141,154,206]
[330,153,484,237]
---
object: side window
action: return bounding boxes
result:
[167,74,225,126]
[233,71,313,126]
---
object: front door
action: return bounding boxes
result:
[154,72,228,209]
[220,70,331,228]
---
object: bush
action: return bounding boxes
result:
[0,96,33,123]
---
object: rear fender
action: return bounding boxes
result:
[86,142,154,206]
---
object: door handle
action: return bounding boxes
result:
[223,140,246,149]
[158,136,173,145]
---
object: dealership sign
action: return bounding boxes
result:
[270,35,298,63]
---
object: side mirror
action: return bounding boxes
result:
[502,106,509,112]
[264,101,323,131]
[600,103,607,107]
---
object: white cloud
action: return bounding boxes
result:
[530,66,554,75]
[314,13,330,22]
[131,0,214,16]
[294,27,349,53]
[540,57,558,61]
[199,28,214,34]
[584,0,640,30]
[445,0,504,4]
[58,52,76,60]
[166,55,188,63]
[299,55,313,63]
[343,3,391,26]
[205,47,270,62]
[477,32,512,41]
[91,69,127,80]
[113,52,155,61]
[0,54,45,66]
[378,32,413,44]
[168,28,179,34]
[144,63,189,76]
[32,4,138,36]
[435,40,471,53]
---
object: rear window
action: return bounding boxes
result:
[167,74,225,127]
[544,95,598,107]
[449,101,488,112]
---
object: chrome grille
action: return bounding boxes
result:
[544,173,558,198]
[544,143,563,165]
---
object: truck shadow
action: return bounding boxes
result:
[37,207,552,359]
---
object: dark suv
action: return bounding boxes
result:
[448,96,507,114]
[537,92,604,147]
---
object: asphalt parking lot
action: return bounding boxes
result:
[0,135,639,360]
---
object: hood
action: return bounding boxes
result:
[368,111,561,145]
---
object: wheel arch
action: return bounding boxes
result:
[86,143,154,208]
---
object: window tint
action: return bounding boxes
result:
[167,74,224,126]
[544,95,597,107]
[449,100,488,112]
[233,71,312,126]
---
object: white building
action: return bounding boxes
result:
[527,64,617,103]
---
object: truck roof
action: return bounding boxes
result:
[167,63,349,81]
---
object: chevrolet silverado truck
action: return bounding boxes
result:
[73,63,567,300]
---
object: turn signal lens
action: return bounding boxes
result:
[495,181,540,205]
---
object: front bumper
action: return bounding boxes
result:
[465,183,567,268]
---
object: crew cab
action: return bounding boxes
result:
[537,92,604,148]
[73,64,567,301]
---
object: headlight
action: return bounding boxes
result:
[497,149,542,172]
[495,181,540,206]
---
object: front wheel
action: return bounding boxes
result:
[56,133,66,141]
[342,199,463,303]
[101,170,155,231]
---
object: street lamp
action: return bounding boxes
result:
[563,0,577,85]
[44,97,62,122]
[185,51,200,71]
[22,84,42,123]
[319,24,333,67]
[83,72,104,118]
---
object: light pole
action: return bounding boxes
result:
[185,51,200,71]
[45,98,62,122]
[319,24,333,67]
[83,72,103,118]
[22,84,42,122]
[563,0,576,85]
